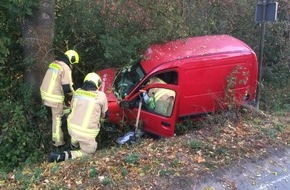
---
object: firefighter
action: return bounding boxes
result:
[40,50,79,147]
[143,76,175,116]
[48,72,108,163]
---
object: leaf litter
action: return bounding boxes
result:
[2,109,290,190]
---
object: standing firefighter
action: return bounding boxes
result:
[40,50,79,147]
[48,72,108,163]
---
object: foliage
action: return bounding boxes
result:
[224,65,251,108]
[184,1,258,38]
[54,0,289,106]
[256,0,290,111]
[54,0,191,86]
[0,0,46,172]
[175,119,203,136]
[96,120,124,149]
[2,110,289,189]
[54,1,105,68]
[0,0,289,172]
[0,0,38,66]
[0,83,47,172]
[260,82,290,113]
[188,140,205,151]
[185,0,289,112]
[125,154,139,165]
[0,0,39,102]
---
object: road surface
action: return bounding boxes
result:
[194,147,290,190]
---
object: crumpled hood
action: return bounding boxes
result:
[96,68,118,102]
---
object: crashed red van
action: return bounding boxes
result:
[97,35,258,137]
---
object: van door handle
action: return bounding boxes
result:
[161,121,170,128]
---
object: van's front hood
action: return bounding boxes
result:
[97,68,118,102]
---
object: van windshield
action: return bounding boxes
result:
[113,62,145,99]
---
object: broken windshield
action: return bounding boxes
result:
[113,62,145,100]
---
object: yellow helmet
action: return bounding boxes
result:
[65,50,79,64]
[84,72,102,89]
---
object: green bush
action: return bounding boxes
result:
[0,0,44,172]
[54,0,190,82]
[0,0,289,172]
[0,84,47,172]
[175,119,203,136]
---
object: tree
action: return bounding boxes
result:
[22,0,55,101]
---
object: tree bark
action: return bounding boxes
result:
[22,0,55,102]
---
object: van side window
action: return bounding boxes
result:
[156,71,178,85]
[141,71,178,87]
[142,87,176,117]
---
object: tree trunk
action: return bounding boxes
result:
[22,0,55,102]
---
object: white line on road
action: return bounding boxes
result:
[253,173,290,190]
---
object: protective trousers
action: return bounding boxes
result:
[51,103,64,146]
[68,130,98,160]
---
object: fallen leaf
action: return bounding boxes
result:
[194,155,205,163]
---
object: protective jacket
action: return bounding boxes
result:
[40,60,74,107]
[144,77,175,116]
[147,88,175,116]
[67,89,108,139]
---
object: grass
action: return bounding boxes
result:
[1,107,290,189]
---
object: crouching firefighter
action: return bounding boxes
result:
[40,50,79,147]
[48,72,108,163]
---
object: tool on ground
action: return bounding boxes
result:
[116,90,145,145]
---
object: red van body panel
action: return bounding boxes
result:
[97,68,123,124]
[140,35,253,74]
[97,35,258,137]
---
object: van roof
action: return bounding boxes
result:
[141,35,253,73]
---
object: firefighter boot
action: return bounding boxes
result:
[48,152,65,163]
[53,141,65,147]
[70,143,79,150]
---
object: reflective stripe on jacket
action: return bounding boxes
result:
[148,88,175,116]
[67,89,108,138]
[154,89,172,101]
[40,61,73,106]
[147,88,173,108]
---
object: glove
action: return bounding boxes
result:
[64,94,72,107]
[148,97,155,110]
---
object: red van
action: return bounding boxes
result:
[97,35,258,137]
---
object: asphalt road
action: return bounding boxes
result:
[195,147,290,190]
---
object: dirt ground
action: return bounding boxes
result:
[2,109,290,190]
